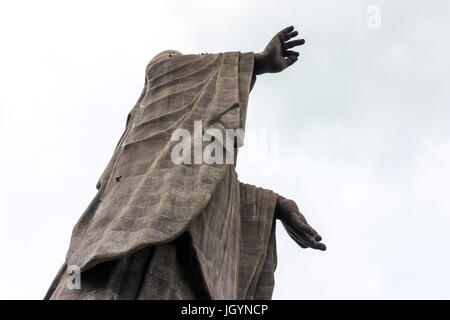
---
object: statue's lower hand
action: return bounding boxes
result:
[254,26,305,75]
[275,195,326,251]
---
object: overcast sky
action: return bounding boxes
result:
[1,0,449,299]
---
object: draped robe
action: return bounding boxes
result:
[45,51,279,300]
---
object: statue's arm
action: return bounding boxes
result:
[275,195,326,251]
[253,26,304,76]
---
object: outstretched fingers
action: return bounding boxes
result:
[286,223,325,250]
[308,239,327,251]
[285,39,305,49]
[284,223,311,248]
[284,50,299,57]
[286,30,298,41]
[290,217,326,251]
[291,215,317,237]
[277,26,295,41]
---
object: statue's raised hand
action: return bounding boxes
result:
[254,26,305,75]
[275,196,326,251]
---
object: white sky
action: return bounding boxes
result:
[1,0,449,299]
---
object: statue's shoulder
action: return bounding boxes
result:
[145,52,220,82]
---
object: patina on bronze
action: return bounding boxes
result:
[45,26,326,300]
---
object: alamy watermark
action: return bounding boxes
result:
[366,4,381,30]
[170,121,279,174]
[66,265,81,290]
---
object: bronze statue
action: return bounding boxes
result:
[45,26,326,300]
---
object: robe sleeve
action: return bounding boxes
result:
[238,182,278,299]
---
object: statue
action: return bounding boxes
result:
[45,26,326,300]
